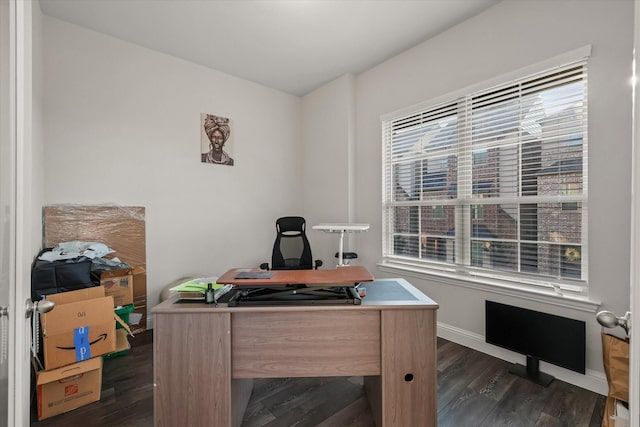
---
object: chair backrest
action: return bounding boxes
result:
[271,216,313,270]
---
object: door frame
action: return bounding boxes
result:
[1,0,17,425]
[8,0,33,425]
[631,2,640,426]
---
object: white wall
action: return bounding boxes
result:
[349,0,633,392]
[301,74,360,265]
[42,17,303,315]
[31,0,44,256]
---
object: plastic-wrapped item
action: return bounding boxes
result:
[43,205,145,269]
[42,204,147,332]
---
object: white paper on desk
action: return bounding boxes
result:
[190,276,219,284]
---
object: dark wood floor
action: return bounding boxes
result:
[31,330,606,426]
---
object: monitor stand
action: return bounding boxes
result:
[227,285,362,307]
[509,355,555,387]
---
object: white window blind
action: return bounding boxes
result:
[382,60,588,292]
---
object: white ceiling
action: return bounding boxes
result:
[38,0,501,96]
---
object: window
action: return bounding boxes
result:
[471,205,484,220]
[560,181,580,210]
[382,59,588,293]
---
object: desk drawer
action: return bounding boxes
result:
[231,310,380,378]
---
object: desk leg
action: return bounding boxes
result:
[154,312,233,427]
[367,309,437,427]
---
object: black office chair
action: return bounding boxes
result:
[260,216,323,270]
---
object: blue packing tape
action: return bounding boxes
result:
[74,326,91,362]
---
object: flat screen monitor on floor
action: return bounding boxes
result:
[485,300,585,386]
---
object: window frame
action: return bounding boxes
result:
[380,46,592,302]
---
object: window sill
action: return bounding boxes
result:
[377,260,601,313]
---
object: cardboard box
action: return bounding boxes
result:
[132,266,146,299]
[99,268,134,306]
[36,356,103,420]
[41,287,117,370]
[131,266,147,333]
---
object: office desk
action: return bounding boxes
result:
[152,277,438,427]
[216,265,374,286]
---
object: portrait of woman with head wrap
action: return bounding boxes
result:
[201,113,234,166]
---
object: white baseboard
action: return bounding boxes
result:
[437,321,609,396]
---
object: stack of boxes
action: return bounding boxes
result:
[43,205,148,334]
[35,286,130,420]
[35,204,147,420]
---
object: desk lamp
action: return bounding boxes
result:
[312,223,370,267]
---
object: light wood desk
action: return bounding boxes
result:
[216,265,374,286]
[152,272,438,427]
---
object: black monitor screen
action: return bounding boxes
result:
[485,300,585,374]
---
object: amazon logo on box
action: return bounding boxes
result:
[41,286,117,370]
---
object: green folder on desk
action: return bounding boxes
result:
[170,277,223,292]
[170,277,228,302]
